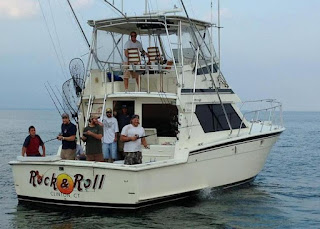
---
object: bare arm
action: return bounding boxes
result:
[86,131,102,140]
[42,145,46,157]
[57,135,76,141]
[21,146,26,156]
[120,134,138,142]
[125,49,129,58]
[97,120,103,127]
[141,137,148,148]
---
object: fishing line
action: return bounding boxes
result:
[37,0,67,80]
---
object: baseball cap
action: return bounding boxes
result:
[131,114,139,119]
[61,113,69,118]
[90,114,99,120]
[106,108,112,113]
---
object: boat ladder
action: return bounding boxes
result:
[85,94,108,126]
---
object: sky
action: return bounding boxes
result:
[0,0,319,111]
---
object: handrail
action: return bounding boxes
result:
[236,99,283,137]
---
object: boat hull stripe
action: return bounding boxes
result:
[190,132,281,156]
[181,89,234,94]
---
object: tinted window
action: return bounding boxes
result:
[195,104,245,133]
[142,104,178,137]
[197,64,218,75]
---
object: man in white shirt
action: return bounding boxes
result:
[99,108,119,162]
[120,114,148,165]
[123,31,147,91]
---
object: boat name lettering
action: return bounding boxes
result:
[29,170,105,194]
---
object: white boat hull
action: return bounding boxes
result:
[10,132,281,209]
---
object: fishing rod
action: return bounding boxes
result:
[56,84,78,119]
[43,137,58,144]
[47,81,69,115]
[44,83,62,116]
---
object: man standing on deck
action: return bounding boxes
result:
[117,104,131,159]
[98,108,119,163]
[81,115,103,162]
[123,31,147,91]
[120,114,148,165]
[22,126,45,157]
[57,113,77,160]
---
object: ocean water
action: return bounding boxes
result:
[0,110,319,228]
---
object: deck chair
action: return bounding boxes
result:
[127,48,141,65]
[147,46,161,65]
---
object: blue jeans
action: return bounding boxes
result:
[102,142,117,160]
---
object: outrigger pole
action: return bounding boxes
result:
[66,0,90,48]
[103,0,127,19]
[179,0,233,135]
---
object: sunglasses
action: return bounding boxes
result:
[131,35,137,37]
[106,112,112,114]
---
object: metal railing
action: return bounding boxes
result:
[236,99,284,136]
[92,61,180,94]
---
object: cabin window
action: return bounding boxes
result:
[197,64,218,75]
[142,104,178,137]
[195,104,245,133]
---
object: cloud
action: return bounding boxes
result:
[0,0,38,19]
[0,0,94,20]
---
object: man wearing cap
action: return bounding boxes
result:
[120,114,148,165]
[117,105,131,131]
[98,108,119,163]
[117,104,131,159]
[57,113,77,160]
[81,115,104,162]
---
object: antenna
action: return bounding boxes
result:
[145,0,148,15]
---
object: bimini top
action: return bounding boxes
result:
[87,15,213,35]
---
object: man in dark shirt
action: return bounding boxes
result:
[81,115,103,162]
[117,105,131,131]
[57,113,77,160]
[117,104,131,159]
[22,126,45,157]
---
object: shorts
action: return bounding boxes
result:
[102,142,117,159]
[61,149,76,160]
[124,151,142,165]
[123,62,139,79]
[86,154,104,162]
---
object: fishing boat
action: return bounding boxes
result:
[9,1,284,209]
